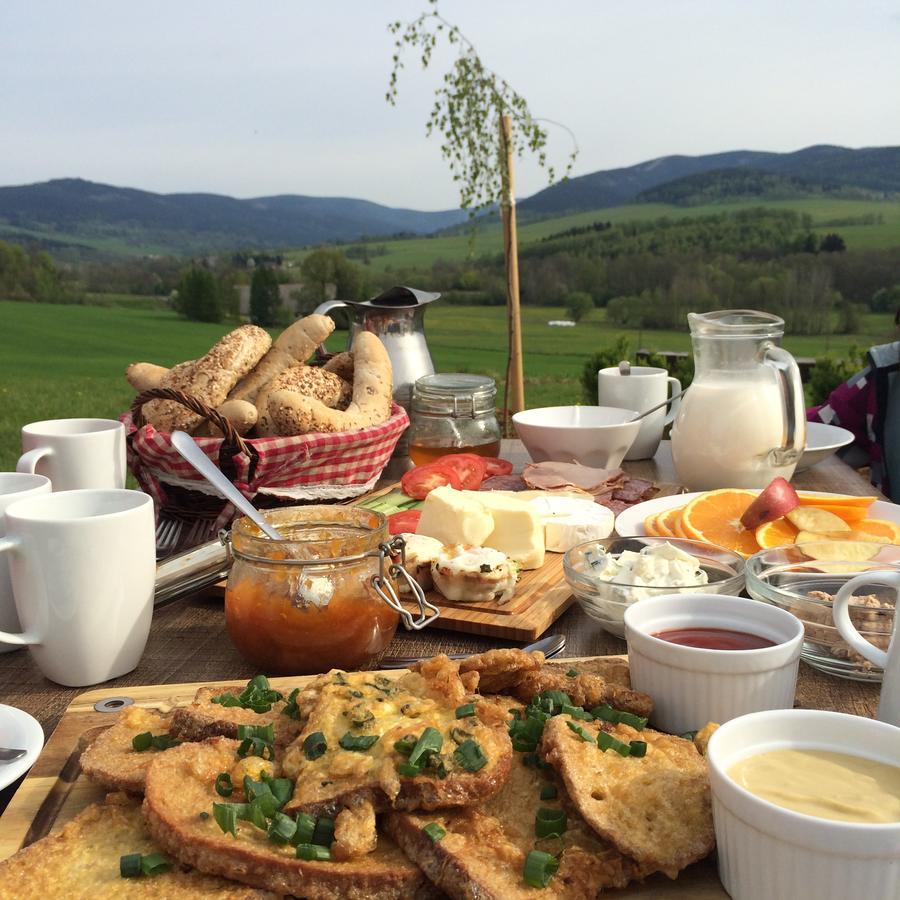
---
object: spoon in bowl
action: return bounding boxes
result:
[631,389,685,423]
[170,431,285,541]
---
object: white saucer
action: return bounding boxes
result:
[0,705,44,791]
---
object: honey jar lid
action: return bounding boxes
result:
[412,373,496,418]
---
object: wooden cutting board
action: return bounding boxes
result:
[0,663,726,897]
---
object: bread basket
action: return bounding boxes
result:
[124,387,409,557]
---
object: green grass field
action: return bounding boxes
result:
[285,198,900,273]
[1,300,896,472]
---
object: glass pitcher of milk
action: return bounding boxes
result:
[671,309,806,490]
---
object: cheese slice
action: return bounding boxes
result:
[462,490,545,570]
[416,485,494,547]
[528,495,614,552]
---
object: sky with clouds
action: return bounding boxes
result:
[3,0,899,209]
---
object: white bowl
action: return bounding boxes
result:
[796,421,854,472]
[512,405,640,469]
[624,593,803,734]
[707,709,900,900]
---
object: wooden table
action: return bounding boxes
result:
[0,441,884,812]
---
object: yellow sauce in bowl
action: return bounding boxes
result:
[729,748,900,824]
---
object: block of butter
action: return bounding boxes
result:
[462,490,545,570]
[416,486,494,547]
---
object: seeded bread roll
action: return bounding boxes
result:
[322,350,354,384]
[268,332,392,435]
[256,366,352,436]
[141,325,271,433]
[125,362,170,392]
[228,314,334,404]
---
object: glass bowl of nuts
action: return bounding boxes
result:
[745,542,900,681]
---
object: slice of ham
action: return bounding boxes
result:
[480,474,528,492]
[522,461,626,493]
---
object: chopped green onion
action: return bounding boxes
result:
[533,690,571,715]
[561,704,593,721]
[455,702,476,719]
[423,822,446,842]
[566,668,579,677]
[243,799,270,830]
[295,812,317,845]
[119,853,142,878]
[237,723,275,743]
[409,727,443,767]
[566,721,594,742]
[629,740,648,758]
[296,843,332,861]
[303,731,327,760]
[263,774,294,807]
[398,762,423,777]
[210,693,242,707]
[680,730,698,741]
[540,785,558,800]
[215,772,234,797]
[282,687,301,720]
[590,704,647,730]
[509,715,544,752]
[213,675,283,714]
[267,812,298,844]
[523,850,559,887]
[312,816,335,847]
[213,802,245,838]
[151,734,180,751]
[131,732,152,752]
[339,732,379,752]
[535,807,567,838]
[597,731,632,756]
[453,739,487,772]
[394,735,417,756]
[140,853,170,876]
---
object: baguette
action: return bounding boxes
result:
[125,361,170,392]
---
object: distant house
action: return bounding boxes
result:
[237,282,304,316]
[548,319,577,327]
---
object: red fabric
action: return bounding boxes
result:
[123,404,409,503]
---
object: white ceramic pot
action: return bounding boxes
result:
[624,593,803,734]
[707,709,900,900]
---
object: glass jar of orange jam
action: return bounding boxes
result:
[224,506,437,675]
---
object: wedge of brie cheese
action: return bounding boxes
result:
[528,495,615,552]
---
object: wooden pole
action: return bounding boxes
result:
[500,114,525,432]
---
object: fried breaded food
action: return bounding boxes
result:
[693,722,719,755]
[80,706,175,795]
[282,658,512,817]
[539,716,714,878]
[457,648,545,693]
[170,681,312,748]
[0,792,269,898]
[143,737,433,900]
[332,798,378,860]
[542,656,633,688]
[511,669,653,719]
[386,731,647,899]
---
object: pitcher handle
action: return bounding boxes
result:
[761,342,806,468]
[663,376,682,426]
[312,300,349,318]
[832,570,900,669]
[0,536,41,646]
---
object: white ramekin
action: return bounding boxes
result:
[624,593,803,734]
[707,709,900,900]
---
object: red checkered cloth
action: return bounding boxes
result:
[123,403,409,506]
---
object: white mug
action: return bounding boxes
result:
[0,473,52,653]
[0,489,155,686]
[17,418,126,491]
[597,366,681,460]
[834,571,900,727]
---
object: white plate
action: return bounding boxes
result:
[615,491,900,537]
[796,422,855,472]
[0,705,44,791]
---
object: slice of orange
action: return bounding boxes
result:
[797,493,877,509]
[854,518,900,542]
[680,489,759,557]
[671,508,691,539]
[658,505,684,538]
[755,517,799,549]
[643,511,663,537]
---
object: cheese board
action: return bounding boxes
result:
[0,663,727,897]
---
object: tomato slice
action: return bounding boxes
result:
[483,458,514,477]
[401,463,462,500]
[388,510,422,535]
[431,453,487,490]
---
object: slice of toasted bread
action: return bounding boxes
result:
[171,681,312,748]
[80,706,175,795]
[143,736,432,900]
[539,716,714,878]
[541,656,633,687]
[457,648,545,693]
[0,792,269,898]
[282,657,512,817]
[386,714,647,900]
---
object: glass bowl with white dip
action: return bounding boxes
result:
[563,536,746,638]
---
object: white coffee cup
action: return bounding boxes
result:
[17,418,126,491]
[597,366,681,460]
[0,489,155,686]
[0,473,52,653]
[834,571,900,727]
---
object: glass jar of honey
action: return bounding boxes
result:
[224,506,438,675]
[407,373,502,466]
